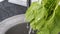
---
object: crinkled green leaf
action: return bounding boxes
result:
[51,5,60,34]
[25,0,60,34]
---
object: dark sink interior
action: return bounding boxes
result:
[5,23,35,34]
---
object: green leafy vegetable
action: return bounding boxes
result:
[25,0,60,34]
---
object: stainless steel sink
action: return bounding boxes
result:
[0,14,35,34]
[5,23,33,34]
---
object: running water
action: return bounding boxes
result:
[26,23,35,34]
[27,23,35,34]
[26,23,32,34]
[28,27,32,34]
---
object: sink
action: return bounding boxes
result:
[0,14,35,34]
[5,23,34,34]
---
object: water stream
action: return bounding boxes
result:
[28,27,32,34]
[26,23,35,34]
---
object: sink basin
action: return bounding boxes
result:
[5,23,33,34]
[0,14,35,34]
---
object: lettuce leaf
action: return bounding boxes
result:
[25,0,60,34]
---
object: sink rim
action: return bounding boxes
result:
[0,14,28,34]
